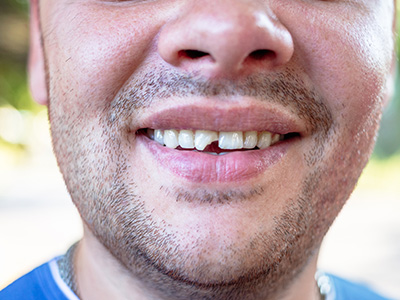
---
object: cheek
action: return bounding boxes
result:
[282,4,393,130]
[44,4,163,112]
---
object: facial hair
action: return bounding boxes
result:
[49,66,381,300]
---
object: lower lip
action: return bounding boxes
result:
[138,135,291,183]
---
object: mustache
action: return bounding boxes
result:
[109,67,333,135]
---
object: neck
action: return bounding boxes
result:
[74,227,321,300]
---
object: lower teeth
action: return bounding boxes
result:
[203,152,230,156]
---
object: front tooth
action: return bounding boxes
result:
[243,131,257,149]
[257,131,272,149]
[154,129,164,145]
[195,130,218,151]
[164,129,179,148]
[179,130,194,149]
[219,131,244,149]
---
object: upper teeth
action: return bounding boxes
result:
[195,130,219,151]
[148,129,282,151]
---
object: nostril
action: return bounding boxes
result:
[178,49,209,59]
[249,49,276,60]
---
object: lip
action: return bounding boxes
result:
[138,135,293,183]
[137,105,305,134]
[134,104,303,183]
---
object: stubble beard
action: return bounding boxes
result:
[49,67,380,300]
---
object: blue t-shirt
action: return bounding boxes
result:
[0,258,79,300]
[318,272,395,300]
[0,260,395,300]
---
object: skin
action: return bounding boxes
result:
[29,0,396,299]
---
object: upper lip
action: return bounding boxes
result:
[136,104,306,135]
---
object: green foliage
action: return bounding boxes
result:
[0,61,36,111]
[0,0,43,152]
[0,0,39,111]
[374,71,400,158]
[1,0,28,12]
[373,0,400,157]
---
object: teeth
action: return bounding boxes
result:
[154,129,164,145]
[147,128,155,140]
[149,129,283,151]
[164,129,179,148]
[195,130,219,151]
[271,133,280,144]
[243,131,257,149]
[219,131,243,150]
[257,131,272,149]
[179,130,195,149]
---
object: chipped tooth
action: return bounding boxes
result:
[164,129,179,148]
[179,130,194,149]
[219,131,244,150]
[271,133,280,145]
[195,130,219,151]
[243,131,257,149]
[257,131,272,149]
[154,129,164,145]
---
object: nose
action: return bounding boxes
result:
[158,1,294,77]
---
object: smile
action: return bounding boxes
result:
[134,105,304,182]
[137,129,299,183]
[144,128,299,155]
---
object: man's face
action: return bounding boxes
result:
[34,0,394,298]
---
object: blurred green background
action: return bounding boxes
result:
[0,0,399,297]
[0,0,42,165]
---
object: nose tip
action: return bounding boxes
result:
[158,2,294,77]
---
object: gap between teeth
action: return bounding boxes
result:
[147,129,282,151]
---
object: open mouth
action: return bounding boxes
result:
[134,106,303,182]
[138,128,300,155]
